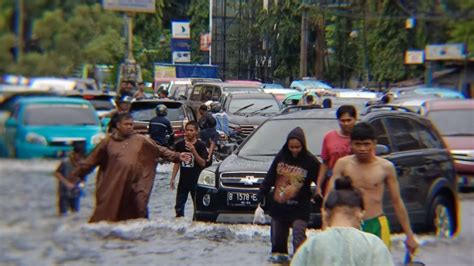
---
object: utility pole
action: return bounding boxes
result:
[209,0,213,65]
[15,0,24,62]
[126,12,135,61]
[299,1,308,78]
[314,14,325,79]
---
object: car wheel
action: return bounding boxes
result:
[429,196,455,238]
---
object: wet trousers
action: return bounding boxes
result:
[175,184,196,217]
[59,196,80,215]
[271,218,308,254]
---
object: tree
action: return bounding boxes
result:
[0,0,15,73]
[12,4,124,76]
[449,0,474,57]
[366,0,407,82]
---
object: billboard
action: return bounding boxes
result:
[425,44,466,60]
[172,21,191,39]
[103,0,156,13]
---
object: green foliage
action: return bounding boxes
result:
[257,0,301,80]
[367,0,408,82]
[449,0,474,57]
[187,0,209,63]
[13,4,124,76]
[0,0,15,73]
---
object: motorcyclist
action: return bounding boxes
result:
[149,104,174,148]
[210,101,230,136]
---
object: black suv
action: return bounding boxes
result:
[194,105,459,236]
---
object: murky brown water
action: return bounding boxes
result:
[0,159,472,265]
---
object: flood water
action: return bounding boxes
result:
[0,159,472,265]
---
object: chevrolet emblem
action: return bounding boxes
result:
[240,176,259,185]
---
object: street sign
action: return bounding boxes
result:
[103,0,156,13]
[405,50,424,64]
[172,21,191,39]
[171,39,192,52]
[425,44,466,60]
[172,51,191,63]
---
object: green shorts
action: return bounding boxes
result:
[361,215,391,249]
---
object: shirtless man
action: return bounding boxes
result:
[327,122,418,254]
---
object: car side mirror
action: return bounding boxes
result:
[375,144,390,156]
[5,118,18,127]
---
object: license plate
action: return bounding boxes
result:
[227,192,259,207]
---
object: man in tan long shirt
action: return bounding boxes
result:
[73,112,190,223]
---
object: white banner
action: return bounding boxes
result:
[103,0,156,13]
[172,51,191,63]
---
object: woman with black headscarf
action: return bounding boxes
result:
[257,127,320,263]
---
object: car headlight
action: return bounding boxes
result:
[197,169,216,187]
[25,132,47,145]
[91,133,106,145]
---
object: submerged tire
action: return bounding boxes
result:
[429,196,455,238]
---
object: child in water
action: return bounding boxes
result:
[54,141,86,216]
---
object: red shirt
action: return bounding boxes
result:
[320,130,351,169]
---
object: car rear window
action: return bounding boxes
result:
[130,102,185,121]
[238,118,338,157]
[427,109,474,136]
[23,104,98,126]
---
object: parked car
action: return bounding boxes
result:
[289,79,332,93]
[220,92,281,139]
[388,86,465,99]
[186,82,263,114]
[194,106,459,237]
[128,99,196,143]
[65,91,116,118]
[0,96,104,158]
[167,78,222,100]
[421,99,474,190]
[262,88,298,103]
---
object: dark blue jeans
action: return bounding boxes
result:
[174,184,196,217]
[59,196,80,215]
[58,183,80,215]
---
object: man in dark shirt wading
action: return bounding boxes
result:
[170,121,208,217]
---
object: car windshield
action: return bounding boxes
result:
[427,109,474,136]
[88,99,115,111]
[229,98,280,114]
[223,87,260,93]
[130,105,185,121]
[238,118,338,156]
[24,104,98,126]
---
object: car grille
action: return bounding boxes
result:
[240,125,257,137]
[220,172,266,190]
[49,138,86,147]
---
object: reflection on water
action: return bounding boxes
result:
[0,159,468,265]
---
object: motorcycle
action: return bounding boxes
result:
[213,130,238,162]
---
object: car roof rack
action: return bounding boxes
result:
[363,104,415,115]
[279,104,324,115]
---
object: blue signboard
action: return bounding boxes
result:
[171,39,192,52]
